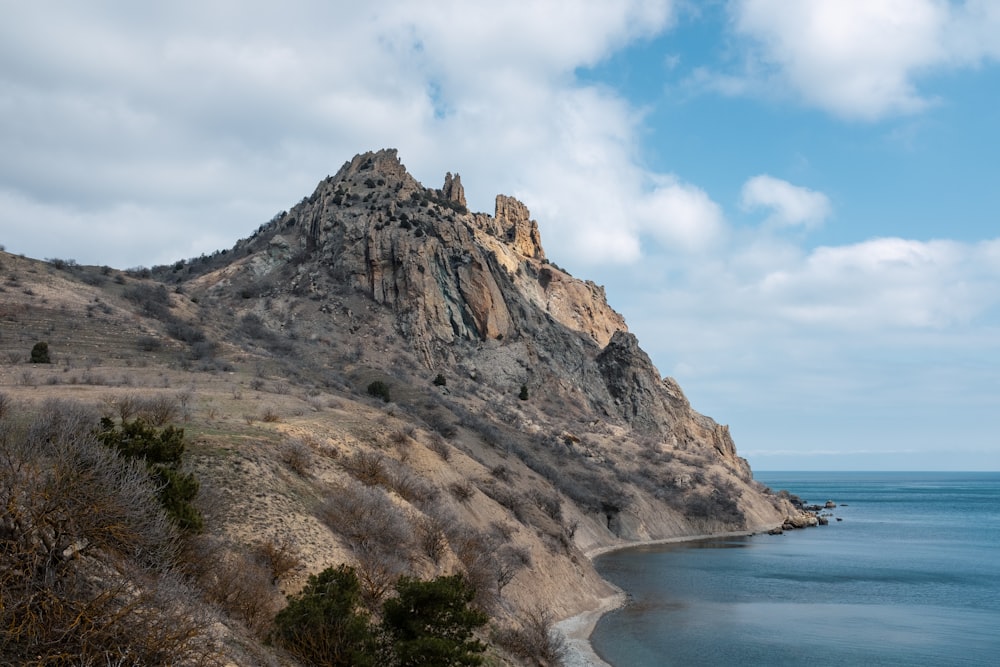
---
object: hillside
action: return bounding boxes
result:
[0,150,807,665]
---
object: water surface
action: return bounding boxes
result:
[592,472,1000,666]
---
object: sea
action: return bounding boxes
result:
[590,471,1000,666]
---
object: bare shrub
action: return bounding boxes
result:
[102,392,138,421]
[261,407,281,422]
[317,480,413,556]
[447,527,500,610]
[0,400,215,663]
[0,391,10,420]
[280,439,314,476]
[386,467,440,507]
[492,607,568,667]
[475,478,529,524]
[184,536,278,636]
[493,543,531,598]
[340,450,390,486]
[448,480,475,503]
[428,432,451,460]
[354,542,408,609]
[530,489,564,522]
[416,515,449,565]
[136,393,180,425]
[317,480,414,606]
[423,407,458,439]
[254,536,302,584]
[389,428,412,461]
[136,335,163,352]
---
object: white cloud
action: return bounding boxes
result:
[637,177,726,251]
[725,0,1000,120]
[0,1,681,268]
[763,237,1000,329]
[740,175,832,229]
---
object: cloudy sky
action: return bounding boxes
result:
[3,1,999,470]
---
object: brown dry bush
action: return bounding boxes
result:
[316,480,414,608]
[255,536,302,583]
[386,467,440,508]
[447,527,500,610]
[0,400,215,664]
[340,450,390,486]
[448,480,475,502]
[182,536,280,637]
[475,478,529,524]
[415,515,449,566]
[136,393,180,425]
[428,432,451,460]
[280,438,314,476]
[491,607,568,667]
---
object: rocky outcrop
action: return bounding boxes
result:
[442,172,466,209]
[596,331,668,432]
[493,195,544,260]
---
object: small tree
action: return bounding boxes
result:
[272,565,376,667]
[367,380,391,403]
[433,373,447,387]
[30,341,50,363]
[382,574,488,666]
[518,384,529,401]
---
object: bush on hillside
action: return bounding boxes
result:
[271,565,377,667]
[97,417,203,533]
[367,380,391,402]
[382,574,488,667]
[30,341,50,363]
[0,400,211,663]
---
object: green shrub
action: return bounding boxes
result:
[272,565,377,667]
[433,373,447,387]
[383,574,488,666]
[518,384,529,401]
[96,417,203,532]
[367,380,391,402]
[30,341,50,364]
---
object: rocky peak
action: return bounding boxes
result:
[492,195,544,260]
[441,172,467,209]
[233,150,623,357]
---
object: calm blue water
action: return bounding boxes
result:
[591,472,1000,666]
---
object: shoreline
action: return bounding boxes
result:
[554,528,774,667]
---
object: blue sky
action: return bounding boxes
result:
[2,1,998,470]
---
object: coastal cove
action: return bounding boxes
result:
[583,471,1000,667]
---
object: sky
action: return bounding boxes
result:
[2,1,998,470]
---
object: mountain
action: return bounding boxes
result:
[0,150,808,665]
